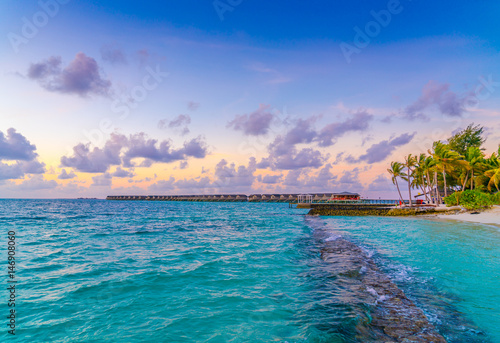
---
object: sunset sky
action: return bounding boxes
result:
[1,0,500,198]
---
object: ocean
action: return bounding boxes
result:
[1,199,498,342]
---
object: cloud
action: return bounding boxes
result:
[273,148,324,170]
[158,114,191,135]
[281,164,338,191]
[100,45,127,64]
[91,173,112,187]
[317,111,373,147]
[58,169,77,180]
[187,101,200,111]
[303,163,337,187]
[273,111,373,153]
[0,128,45,181]
[126,134,207,166]
[169,114,191,129]
[16,175,57,191]
[283,170,302,187]
[256,112,373,171]
[61,133,126,173]
[257,174,282,184]
[92,176,112,187]
[0,128,38,161]
[174,177,212,190]
[256,158,271,169]
[214,157,257,188]
[227,104,274,136]
[366,174,392,192]
[146,158,266,194]
[403,81,472,120]
[0,163,23,180]
[112,167,135,178]
[27,52,111,97]
[179,161,188,169]
[148,177,176,193]
[256,117,324,170]
[283,117,317,146]
[381,114,395,123]
[27,56,61,80]
[61,133,208,173]
[279,165,363,193]
[157,120,167,129]
[124,135,207,167]
[348,132,416,164]
[22,160,46,174]
[0,160,45,180]
[338,169,361,185]
[181,137,208,158]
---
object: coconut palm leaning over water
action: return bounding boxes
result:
[387,123,500,209]
[387,161,405,204]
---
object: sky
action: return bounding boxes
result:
[1,0,499,199]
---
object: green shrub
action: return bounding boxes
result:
[444,192,461,206]
[445,190,493,210]
[491,192,500,205]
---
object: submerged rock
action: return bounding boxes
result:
[321,238,447,342]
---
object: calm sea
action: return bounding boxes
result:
[1,199,498,342]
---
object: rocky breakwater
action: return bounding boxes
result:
[308,204,459,216]
[308,204,394,216]
[321,238,447,342]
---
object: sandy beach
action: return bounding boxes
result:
[436,205,500,226]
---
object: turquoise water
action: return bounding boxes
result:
[0,200,498,342]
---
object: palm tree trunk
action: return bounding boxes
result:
[462,173,468,191]
[426,171,434,205]
[435,170,441,204]
[421,175,430,203]
[407,166,412,207]
[395,181,403,204]
[442,168,448,199]
[470,169,474,190]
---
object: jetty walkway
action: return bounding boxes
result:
[105,192,364,203]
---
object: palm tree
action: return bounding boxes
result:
[387,161,405,204]
[388,128,498,204]
[413,153,432,204]
[403,154,417,207]
[465,146,485,190]
[429,142,444,204]
[420,155,437,204]
[485,153,500,192]
[430,142,463,199]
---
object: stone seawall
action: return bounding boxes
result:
[308,204,447,216]
[308,204,393,216]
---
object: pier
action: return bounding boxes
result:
[103,193,445,216]
[105,192,363,203]
[106,194,248,202]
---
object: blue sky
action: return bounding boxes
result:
[1,0,499,198]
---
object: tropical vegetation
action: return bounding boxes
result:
[387,124,500,209]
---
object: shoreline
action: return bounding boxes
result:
[430,205,500,227]
[307,203,500,227]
